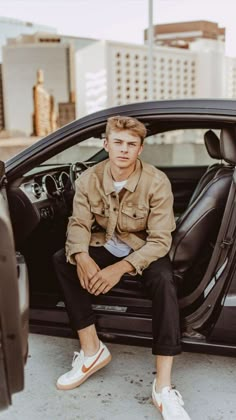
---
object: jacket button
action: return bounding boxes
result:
[96,241,100,244]
[133,214,136,217]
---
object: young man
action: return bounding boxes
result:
[54,116,190,420]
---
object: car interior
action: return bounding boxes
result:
[6,119,236,347]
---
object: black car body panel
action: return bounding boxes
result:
[0,162,29,411]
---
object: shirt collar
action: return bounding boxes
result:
[103,159,142,195]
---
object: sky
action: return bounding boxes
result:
[0,0,236,56]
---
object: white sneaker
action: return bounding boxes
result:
[56,341,111,390]
[152,379,191,420]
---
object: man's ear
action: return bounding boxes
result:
[138,144,144,155]
[103,138,109,152]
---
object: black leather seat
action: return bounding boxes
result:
[116,128,235,300]
[188,130,224,205]
[170,128,235,293]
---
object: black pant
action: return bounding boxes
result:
[53,247,181,356]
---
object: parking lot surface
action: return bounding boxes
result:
[1,334,236,420]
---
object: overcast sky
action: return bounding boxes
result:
[0,0,236,56]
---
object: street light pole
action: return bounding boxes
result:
[148,0,154,100]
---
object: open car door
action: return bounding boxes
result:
[0,161,29,411]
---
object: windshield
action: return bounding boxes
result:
[43,137,103,165]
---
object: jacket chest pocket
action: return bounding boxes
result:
[121,205,148,231]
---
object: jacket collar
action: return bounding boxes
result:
[103,159,142,195]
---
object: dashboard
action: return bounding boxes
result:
[8,161,94,246]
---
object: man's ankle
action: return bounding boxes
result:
[83,340,100,357]
[78,324,100,357]
[155,380,171,393]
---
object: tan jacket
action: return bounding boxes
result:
[65,158,175,275]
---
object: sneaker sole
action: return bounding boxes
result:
[152,392,163,414]
[56,353,112,390]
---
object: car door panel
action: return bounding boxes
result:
[0,161,29,411]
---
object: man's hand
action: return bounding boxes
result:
[75,252,100,291]
[89,260,134,296]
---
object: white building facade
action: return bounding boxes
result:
[2,33,97,135]
[2,40,72,135]
[0,17,56,62]
[75,38,227,118]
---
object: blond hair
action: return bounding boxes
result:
[105,115,147,144]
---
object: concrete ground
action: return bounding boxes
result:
[1,334,236,420]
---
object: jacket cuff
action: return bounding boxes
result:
[123,254,147,276]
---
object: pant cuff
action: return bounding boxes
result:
[71,314,96,332]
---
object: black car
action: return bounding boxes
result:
[1,99,236,409]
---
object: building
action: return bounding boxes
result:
[0,64,4,130]
[0,16,56,62]
[2,33,96,134]
[58,101,76,127]
[144,20,225,49]
[75,38,226,117]
[32,69,58,136]
[225,57,236,98]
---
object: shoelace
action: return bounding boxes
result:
[164,389,185,415]
[71,351,83,368]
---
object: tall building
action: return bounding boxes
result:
[0,16,56,62]
[0,64,4,130]
[32,69,57,136]
[225,57,236,98]
[144,20,225,49]
[75,39,225,117]
[2,33,96,134]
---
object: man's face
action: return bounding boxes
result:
[104,129,143,171]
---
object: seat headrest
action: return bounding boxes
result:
[204,130,221,159]
[220,127,236,165]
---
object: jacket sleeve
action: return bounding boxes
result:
[65,174,94,264]
[124,175,176,275]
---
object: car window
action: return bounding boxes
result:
[43,137,103,165]
[141,129,220,167]
[42,129,220,168]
